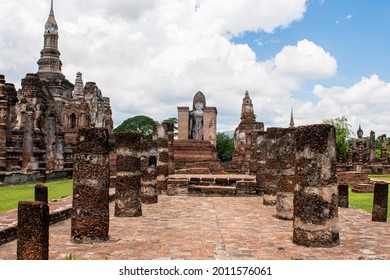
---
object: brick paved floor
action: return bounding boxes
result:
[0,195,389,260]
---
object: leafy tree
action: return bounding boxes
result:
[216,132,235,162]
[323,116,353,159]
[162,117,178,137]
[113,115,157,140]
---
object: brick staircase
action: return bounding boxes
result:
[174,139,225,173]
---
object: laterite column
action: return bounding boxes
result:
[140,140,158,204]
[255,131,267,196]
[263,128,283,205]
[35,184,48,204]
[71,128,110,243]
[372,181,388,222]
[293,124,339,247]
[276,128,296,220]
[338,184,349,208]
[17,201,49,260]
[153,124,169,194]
[115,131,142,216]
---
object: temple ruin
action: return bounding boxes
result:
[0,1,113,185]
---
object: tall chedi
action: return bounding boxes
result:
[37,0,64,80]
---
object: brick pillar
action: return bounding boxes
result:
[276,128,296,220]
[372,182,388,222]
[22,109,34,171]
[17,201,49,260]
[163,122,175,175]
[347,144,353,165]
[35,184,48,204]
[263,127,283,206]
[293,124,339,247]
[140,139,158,204]
[337,184,349,208]
[71,128,110,243]
[255,131,267,195]
[0,75,6,185]
[370,131,376,164]
[154,124,169,194]
[177,106,189,140]
[381,134,388,165]
[115,131,142,216]
[203,107,217,146]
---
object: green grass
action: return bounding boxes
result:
[349,175,390,218]
[0,179,73,212]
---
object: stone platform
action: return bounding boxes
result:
[167,174,257,196]
[0,195,389,260]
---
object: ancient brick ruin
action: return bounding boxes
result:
[71,128,110,243]
[0,2,112,186]
[115,131,142,217]
[17,201,49,260]
[175,92,223,174]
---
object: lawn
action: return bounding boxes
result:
[0,179,73,212]
[349,175,390,218]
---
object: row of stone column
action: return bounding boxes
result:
[256,124,339,247]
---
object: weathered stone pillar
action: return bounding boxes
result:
[140,139,158,204]
[255,131,267,195]
[17,201,49,260]
[177,106,189,140]
[370,131,376,163]
[381,134,388,165]
[338,184,349,208]
[347,144,353,165]
[22,108,34,172]
[71,128,110,243]
[0,75,6,185]
[276,128,296,220]
[203,107,217,146]
[293,124,339,247]
[372,181,388,222]
[115,131,142,216]
[263,128,283,205]
[163,122,175,175]
[154,124,169,194]
[35,184,48,204]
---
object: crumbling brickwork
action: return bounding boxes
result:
[293,124,339,247]
[35,184,48,204]
[263,127,284,206]
[372,182,388,222]
[71,128,110,243]
[115,131,142,216]
[0,4,113,185]
[140,139,158,204]
[17,201,49,260]
[276,128,296,220]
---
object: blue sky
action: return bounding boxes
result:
[233,0,390,94]
[1,0,390,136]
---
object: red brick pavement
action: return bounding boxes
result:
[0,195,389,260]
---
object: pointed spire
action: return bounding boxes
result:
[37,0,63,79]
[45,0,58,34]
[289,107,295,128]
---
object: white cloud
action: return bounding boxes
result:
[274,39,337,79]
[1,0,389,136]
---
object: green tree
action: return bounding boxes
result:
[113,115,157,140]
[323,116,353,159]
[216,132,235,162]
[162,117,178,137]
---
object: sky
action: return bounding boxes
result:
[1,0,390,137]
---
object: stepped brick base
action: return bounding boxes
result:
[174,139,224,173]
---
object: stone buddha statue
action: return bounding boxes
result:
[189,91,205,140]
[352,125,369,160]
